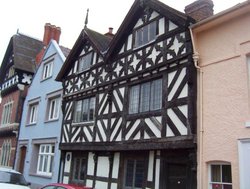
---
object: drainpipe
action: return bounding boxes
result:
[189,27,204,189]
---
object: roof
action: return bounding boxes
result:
[0,33,43,84]
[0,167,21,174]
[105,0,194,59]
[56,28,111,81]
[59,45,71,57]
[56,0,194,81]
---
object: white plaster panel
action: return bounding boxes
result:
[84,127,93,142]
[112,152,120,179]
[126,120,140,140]
[119,45,125,54]
[86,180,93,188]
[111,118,122,141]
[63,176,69,184]
[166,125,175,137]
[111,183,118,189]
[168,68,186,101]
[64,152,72,172]
[135,18,143,28]
[80,49,86,56]
[145,118,161,137]
[169,21,178,31]
[97,156,109,177]
[179,105,188,118]
[71,127,80,142]
[179,84,188,98]
[168,109,187,135]
[95,181,108,189]
[148,151,154,181]
[155,158,160,189]
[87,152,95,175]
[150,11,159,20]
[97,120,107,141]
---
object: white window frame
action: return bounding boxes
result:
[42,61,53,80]
[37,144,54,176]
[1,101,13,126]
[28,103,38,124]
[208,163,232,189]
[47,97,60,121]
[129,79,162,114]
[135,21,157,48]
[0,140,11,167]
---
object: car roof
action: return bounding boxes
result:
[0,167,21,174]
[45,183,92,189]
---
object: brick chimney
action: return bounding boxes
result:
[43,23,61,46]
[36,23,61,64]
[185,0,214,21]
[104,27,115,39]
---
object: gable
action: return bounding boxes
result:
[106,0,193,59]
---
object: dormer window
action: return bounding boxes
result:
[78,52,93,72]
[134,21,157,48]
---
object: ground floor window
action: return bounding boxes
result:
[71,156,87,185]
[124,157,146,189]
[209,164,232,189]
[0,140,11,166]
[37,144,55,176]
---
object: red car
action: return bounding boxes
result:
[41,183,92,189]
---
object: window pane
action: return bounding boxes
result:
[222,165,232,183]
[74,101,82,122]
[140,82,150,112]
[134,160,144,188]
[125,160,134,187]
[129,85,140,113]
[89,98,95,121]
[223,184,232,189]
[150,79,162,110]
[211,165,221,182]
[149,21,157,41]
[136,30,143,47]
[78,53,92,72]
[212,184,222,189]
[38,156,43,172]
[142,25,149,44]
[82,99,89,122]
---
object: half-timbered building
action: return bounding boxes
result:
[56,0,197,188]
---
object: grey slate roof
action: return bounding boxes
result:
[0,33,43,84]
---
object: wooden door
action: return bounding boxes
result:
[166,163,187,189]
[18,146,27,173]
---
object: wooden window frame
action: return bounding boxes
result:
[73,97,95,123]
[129,78,162,114]
[77,51,93,72]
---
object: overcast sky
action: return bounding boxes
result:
[0,0,246,62]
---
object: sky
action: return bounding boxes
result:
[0,0,246,62]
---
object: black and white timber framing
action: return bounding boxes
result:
[56,0,197,189]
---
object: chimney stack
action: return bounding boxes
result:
[185,0,214,22]
[36,23,61,64]
[104,27,114,39]
[43,23,61,46]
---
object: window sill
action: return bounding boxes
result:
[26,123,37,127]
[41,76,53,82]
[29,172,52,179]
[245,121,250,128]
[44,118,59,123]
[72,121,94,127]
